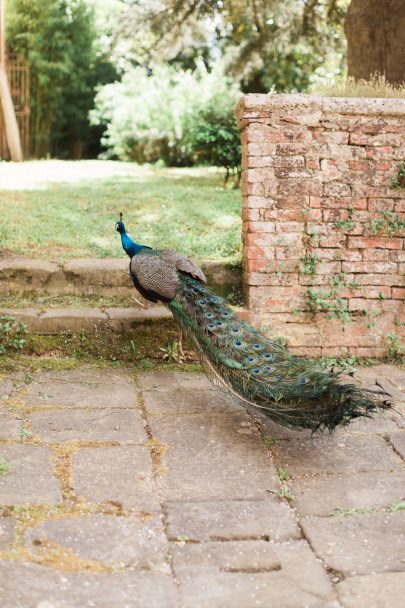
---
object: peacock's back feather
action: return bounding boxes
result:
[170,274,391,432]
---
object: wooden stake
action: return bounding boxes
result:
[0,0,23,161]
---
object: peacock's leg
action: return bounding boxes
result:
[178,329,185,361]
[131,295,147,309]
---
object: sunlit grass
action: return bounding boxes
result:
[314,74,405,98]
[0,161,242,262]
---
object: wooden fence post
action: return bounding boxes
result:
[0,0,23,161]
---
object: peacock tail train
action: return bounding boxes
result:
[169,274,391,432]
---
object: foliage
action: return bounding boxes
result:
[0,162,242,262]
[91,62,241,171]
[391,163,405,190]
[314,74,405,98]
[299,254,319,275]
[7,0,113,157]
[386,332,404,361]
[304,273,352,324]
[369,211,405,236]
[112,0,349,93]
[334,207,353,231]
[0,316,28,355]
[0,458,10,477]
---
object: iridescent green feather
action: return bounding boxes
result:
[169,275,391,431]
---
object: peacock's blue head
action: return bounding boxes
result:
[115,220,126,234]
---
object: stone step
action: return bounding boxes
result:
[0,257,242,298]
[0,306,250,335]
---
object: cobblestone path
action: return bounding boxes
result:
[0,364,404,608]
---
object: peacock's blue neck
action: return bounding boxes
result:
[121,232,144,258]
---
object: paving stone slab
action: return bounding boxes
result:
[301,511,405,576]
[32,366,135,386]
[25,381,137,408]
[143,388,243,416]
[0,445,62,505]
[336,572,405,608]
[341,412,401,434]
[172,540,334,608]
[388,431,405,460]
[25,514,168,570]
[353,365,405,404]
[272,433,402,475]
[0,562,176,608]
[165,498,300,542]
[30,407,147,443]
[149,413,278,501]
[138,371,213,392]
[0,517,15,551]
[0,408,22,440]
[290,470,405,516]
[72,446,159,511]
[0,378,13,400]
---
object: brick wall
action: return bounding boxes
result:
[237,94,405,358]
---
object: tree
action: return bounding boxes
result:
[6,0,109,157]
[344,0,405,84]
[111,0,348,93]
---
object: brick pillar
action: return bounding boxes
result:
[238,94,405,357]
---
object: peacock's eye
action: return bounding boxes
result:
[252,368,261,375]
[207,323,216,331]
[199,299,207,305]
[233,340,243,347]
[205,312,214,319]
[215,320,223,326]
[252,343,262,350]
[245,356,255,363]
[221,311,230,317]
[299,378,306,385]
[231,327,241,334]
[262,366,275,373]
[263,353,273,360]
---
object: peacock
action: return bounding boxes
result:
[115,214,391,432]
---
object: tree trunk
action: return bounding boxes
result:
[344,0,405,84]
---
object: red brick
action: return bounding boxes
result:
[319,235,346,248]
[315,261,342,275]
[394,201,405,212]
[348,237,402,249]
[367,198,395,212]
[320,198,368,210]
[245,168,276,183]
[390,250,405,263]
[306,158,320,170]
[365,146,394,159]
[392,288,405,299]
[352,274,404,286]
[342,261,398,273]
[375,162,391,171]
[244,259,269,272]
[323,209,350,222]
[247,143,277,156]
[349,299,403,312]
[277,195,309,209]
[277,179,323,196]
[348,160,373,171]
[362,249,390,261]
[312,131,349,144]
[244,222,276,234]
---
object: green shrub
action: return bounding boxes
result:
[91,61,242,173]
[0,316,28,355]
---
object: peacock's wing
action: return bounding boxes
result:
[160,250,207,283]
[130,254,179,301]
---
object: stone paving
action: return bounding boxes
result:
[0,363,404,608]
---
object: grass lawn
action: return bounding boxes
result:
[0,160,242,262]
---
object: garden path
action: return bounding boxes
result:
[0,363,404,607]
